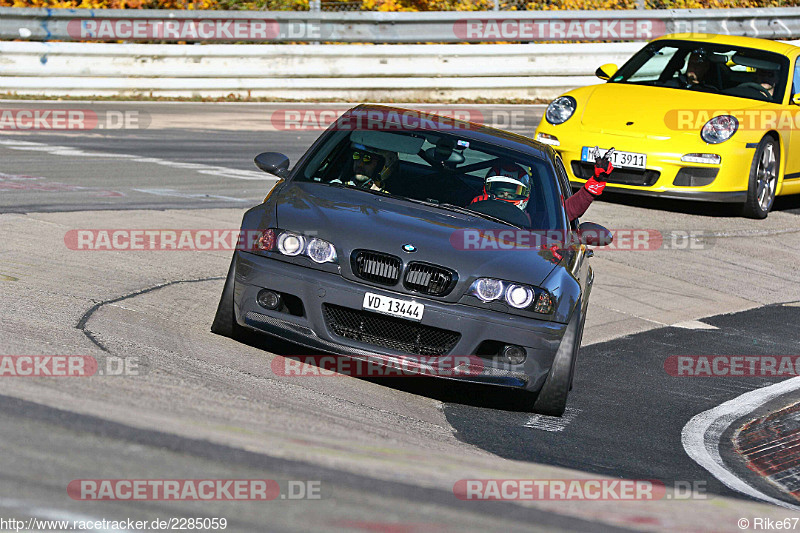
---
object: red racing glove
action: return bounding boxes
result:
[585,147,614,196]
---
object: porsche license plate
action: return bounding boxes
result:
[581,147,647,170]
[362,292,424,321]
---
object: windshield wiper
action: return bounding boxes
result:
[404,198,522,229]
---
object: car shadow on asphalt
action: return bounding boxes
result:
[232,328,536,413]
[363,375,535,413]
[597,191,800,217]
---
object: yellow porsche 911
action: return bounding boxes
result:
[534,33,800,218]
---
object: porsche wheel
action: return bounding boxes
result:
[742,136,779,219]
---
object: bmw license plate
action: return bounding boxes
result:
[581,147,647,170]
[363,292,424,321]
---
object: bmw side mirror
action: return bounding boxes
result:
[578,222,613,247]
[254,152,290,177]
[595,63,618,81]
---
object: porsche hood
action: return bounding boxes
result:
[577,83,773,139]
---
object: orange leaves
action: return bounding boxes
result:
[1,0,798,12]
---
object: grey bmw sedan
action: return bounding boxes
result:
[212,105,611,416]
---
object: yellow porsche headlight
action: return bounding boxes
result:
[545,96,577,125]
[701,115,739,144]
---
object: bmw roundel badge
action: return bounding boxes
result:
[402,244,417,253]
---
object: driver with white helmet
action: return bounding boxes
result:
[470,149,615,223]
[471,162,531,209]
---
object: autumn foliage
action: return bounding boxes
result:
[2,0,799,10]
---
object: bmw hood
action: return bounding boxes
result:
[273,182,560,293]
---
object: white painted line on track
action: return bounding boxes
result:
[596,303,668,327]
[671,320,719,330]
[0,100,550,108]
[0,139,274,181]
[133,188,249,202]
[705,228,800,239]
[682,376,800,511]
[524,407,581,432]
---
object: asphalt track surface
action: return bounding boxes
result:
[2,101,800,532]
[443,304,800,502]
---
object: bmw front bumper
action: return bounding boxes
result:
[232,251,573,393]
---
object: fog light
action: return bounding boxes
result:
[501,345,527,365]
[681,153,721,165]
[257,289,281,310]
[535,132,560,146]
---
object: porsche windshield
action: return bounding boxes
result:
[297,127,566,231]
[610,40,789,103]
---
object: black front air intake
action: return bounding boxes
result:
[323,304,460,355]
[403,262,456,297]
[571,161,660,186]
[351,250,402,286]
[673,167,719,187]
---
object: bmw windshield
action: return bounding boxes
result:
[610,40,789,103]
[295,121,567,231]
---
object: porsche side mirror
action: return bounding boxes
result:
[595,63,618,81]
[793,93,800,105]
[578,222,613,247]
[254,152,290,177]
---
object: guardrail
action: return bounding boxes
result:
[0,41,642,100]
[2,7,800,43]
[3,8,800,100]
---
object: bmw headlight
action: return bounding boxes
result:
[255,229,338,264]
[473,278,504,302]
[545,96,577,125]
[468,278,553,314]
[505,284,535,309]
[307,237,337,264]
[277,232,305,256]
[701,115,738,144]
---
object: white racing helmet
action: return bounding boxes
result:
[484,163,531,211]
